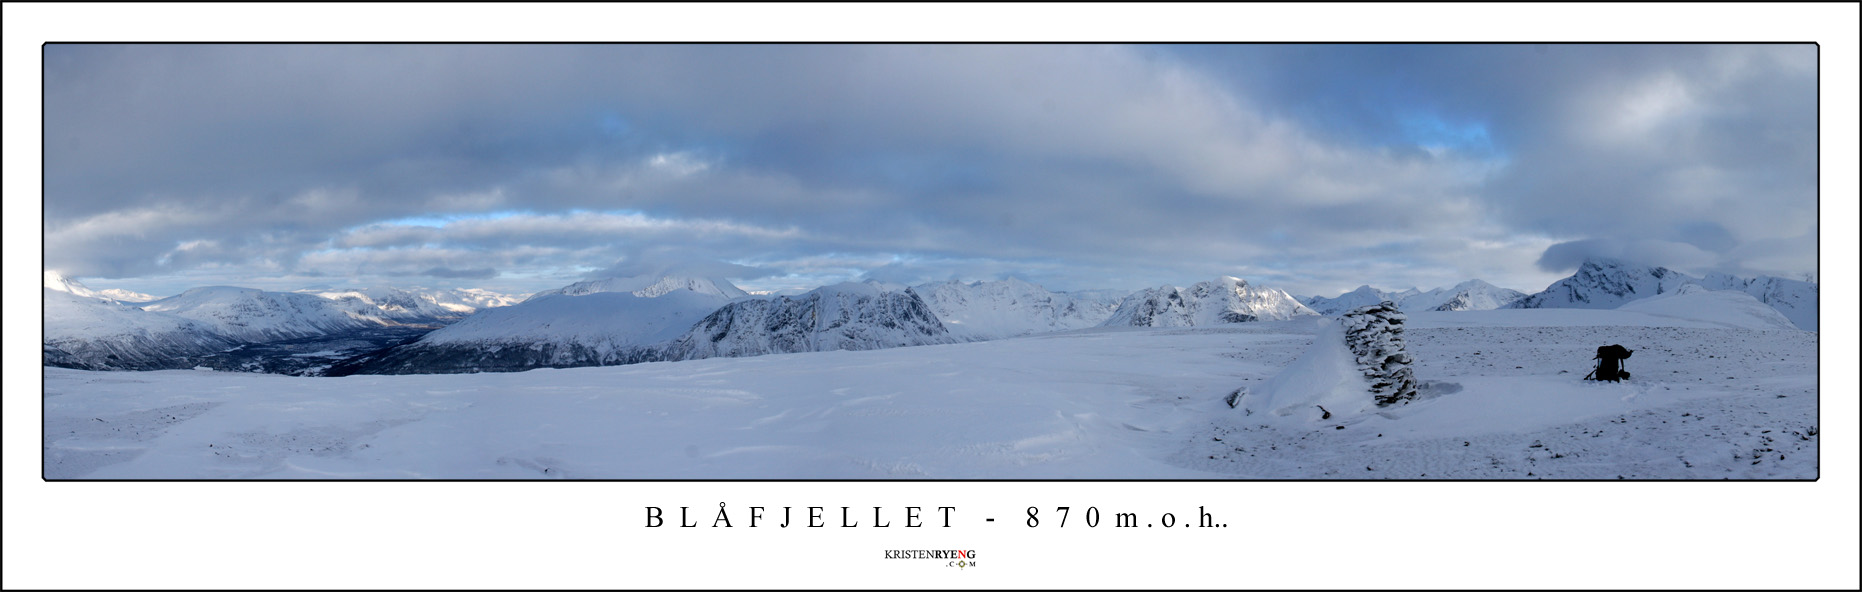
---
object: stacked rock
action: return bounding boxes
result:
[1340,301,1418,407]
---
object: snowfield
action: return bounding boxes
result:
[42,306,1817,479]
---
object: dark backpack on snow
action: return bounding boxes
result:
[1590,344,1632,382]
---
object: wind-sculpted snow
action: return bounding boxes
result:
[668,283,956,360]
[1103,276,1317,327]
[1696,273,1818,331]
[911,277,1121,339]
[1617,286,1798,331]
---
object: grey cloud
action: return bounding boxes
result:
[1535,238,1719,274]
[421,267,498,280]
[42,44,1818,295]
[588,246,779,282]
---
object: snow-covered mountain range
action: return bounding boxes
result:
[335,278,958,374]
[1426,280,1527,312]
[1509,258,1817,331]
[1508,258,1696,311]
[304,286,523,326]
[138,286,392,343]
[45,259,1817,375]
[1301,279,1525,315]
[1102,276,1317,327]
[43,273,525,370]
[911,277,1122,339]
[331,280,741,374]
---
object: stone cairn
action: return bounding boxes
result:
[1341,301,1418,406]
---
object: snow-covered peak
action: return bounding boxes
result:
[1509,258,1693,310]
[527,275,749,301]
[1103,276,1318,327]
[1304,285,1395,316]
[44,270,98,298]
[1426,279,1526,312]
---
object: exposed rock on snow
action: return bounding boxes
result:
[1235,302,1418,421]
[1103,276,1317,327]
[1341,302,1419,407]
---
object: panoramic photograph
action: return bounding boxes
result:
[40,43,1818,480]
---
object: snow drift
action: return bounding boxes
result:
[1616,285,1798,331]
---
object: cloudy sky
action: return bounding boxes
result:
[40,43,1819,298]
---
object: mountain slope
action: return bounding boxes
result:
[1695,274,1818,331]
[305,286,518,326]
[1303,285,1395,316]
[911,278,1121,339]
[1102,276,1318,327]
[666,283,956,360]
[1428,279,1526,312]
[1510,259,1816,331]
[138,287,389,343]
[1508,258,1695,310]
[1616,284,1798,331]
[326,278,745,375]
[43,288,238,370]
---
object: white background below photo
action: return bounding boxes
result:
[7,3,1860,591]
